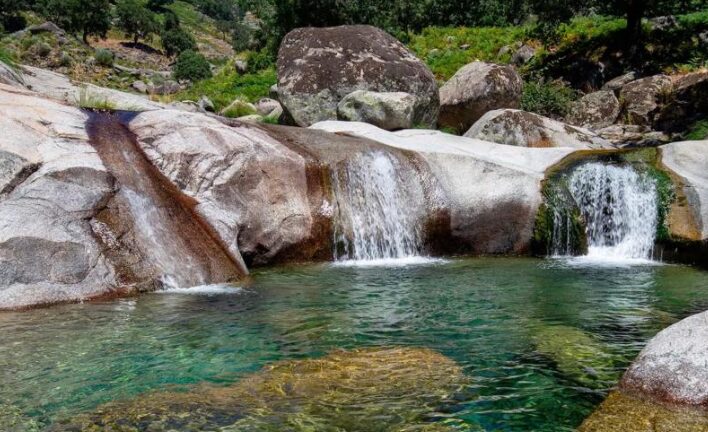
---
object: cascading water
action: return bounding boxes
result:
[331,151,423,263]
[556,162,659,261]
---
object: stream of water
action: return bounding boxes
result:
[2,258,708,431]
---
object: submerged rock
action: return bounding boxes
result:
[579,391,708,432]
[438,61,523,133]
[51,347,467,431]
[465,109,613,149]
[532,325,618,387]
[337,90,418,130]
[276,25,439,127]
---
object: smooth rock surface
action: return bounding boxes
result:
[312,121,574,254]
[277,25,439,127]
[438,61,522,133]
[566,90,621,130]
[337,90,417,130]
[127,110,317,266]
[0,61,24,87]
[602,71,638,92]
[0,84,118,309]
[465,109,614,149]
[621,309,708,406]
[661,140,708,240]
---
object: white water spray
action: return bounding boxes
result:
[568,163,658,261]
[331,152,423,263]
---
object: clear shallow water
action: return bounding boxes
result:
[2,258,708,431]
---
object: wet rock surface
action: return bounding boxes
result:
[277,25,439,128]
[50,347,467,432]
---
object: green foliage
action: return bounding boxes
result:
[147,0,174,12]
[76,87,117,111]
[161,27,196,56]
[408,26,528,80]
[231,22,254,52]
[42,0,111,41]
[173,49,212,81]
[521,80,576,118]
[174,64,275,110]
[94,48,115,67]
[116,0,160,44]
[35,42,52,57]
[685,119,708,140]
[246,48,273,73]
[0,47,18,69]
[221,99,257,118]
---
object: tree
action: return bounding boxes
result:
[161,27,196,56]
[173,49,212,81]
[115,0,159,45]
[42,0,111,42]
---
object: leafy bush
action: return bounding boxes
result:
[173,49,212,81]
[685,119,708,140]
[521,80,577,119]
[231,22,253,52]
[59,51,73,67]
[36,42,52,57]
[221,99,257,118]
[161,27,196,57]
[94,48,115,67]
[246,48,273,73]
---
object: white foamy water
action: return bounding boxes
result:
[158,284,243,295]
[331,152,425,262]
[565,163,659,262]
[332,256,446,268]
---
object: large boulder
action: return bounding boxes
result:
[566,90,621,130]
[0,84,118,309]
[438,61,523,133]
[465,109,614,149]
[580,310,708,431]
[276,25,439,128]
[656,71,708,132]
[312,121,574,255]
[661,140,708,241]
[597,124,672,147]
[620,74,673,126]
[621,310,708,406]
[602,71,638,92]
[126,110,326,266]
[337,90,417,130]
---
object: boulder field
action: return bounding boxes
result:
[1,81,707,309]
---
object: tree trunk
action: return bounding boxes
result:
[626,0,647,60]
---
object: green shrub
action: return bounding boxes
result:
[685,119,708,140]
[36,42,52,57]
[173,49,212,81]
[161,27,196,57]
[221,99,257,118]
[246,48,273,73]
[94,48,115,67]
[173,66,276,110]
[231,22,253,52]
[59,51,73,67]
[521,80,576,118]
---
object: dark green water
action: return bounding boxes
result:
[2,258,708,431]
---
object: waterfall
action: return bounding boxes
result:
[331,151,423,263]
[564,163,658,260]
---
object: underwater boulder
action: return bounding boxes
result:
[51,347,468,431]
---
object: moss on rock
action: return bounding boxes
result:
[533,325,619,388]
[51,347,468,432]
[579,391,708,432]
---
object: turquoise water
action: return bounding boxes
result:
[2,258,708,431]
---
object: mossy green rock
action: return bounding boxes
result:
[579,391,708,432]
[51,347,467,431]
[533,325,617,387]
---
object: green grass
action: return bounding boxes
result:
[685,119,708,140]
[0,45,18,69]
[173,63,276,110]
[554,16,626,48]
[408,26,528,81]
[76,87,118,111]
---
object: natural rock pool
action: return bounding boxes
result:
[3,258,708,431]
